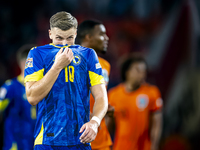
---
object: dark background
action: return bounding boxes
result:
[1,0,200,149]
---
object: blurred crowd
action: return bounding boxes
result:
[0,0,174,85]
[1,0,200,149]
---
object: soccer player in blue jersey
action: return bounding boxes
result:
[77,20,113,150]
[0,45,36,150]
[24,11,108,150]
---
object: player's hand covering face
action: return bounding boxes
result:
[49,27,77,46]
[53,47,74,70]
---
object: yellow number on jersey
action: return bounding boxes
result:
[65,66,74,82]
[68,66,74,82]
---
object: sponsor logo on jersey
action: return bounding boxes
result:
[72,55,81,65]
[136,94,149,111]
[25,58,33,69]
[95,63,102,69]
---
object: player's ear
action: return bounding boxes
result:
[49,29,53,40]
[85,34,91,41]
[74,31,77,38]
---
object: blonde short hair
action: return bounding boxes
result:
[50,11,78,30]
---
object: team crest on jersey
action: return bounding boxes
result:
[25,58,33,69]
[136,94,149,111]
[72,55,81,65]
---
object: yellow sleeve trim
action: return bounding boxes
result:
[24,69,44,83]
[34,123,44,145]
[0,99,9,112]
[89,71,105,86]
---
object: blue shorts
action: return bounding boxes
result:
[34,144,91,150]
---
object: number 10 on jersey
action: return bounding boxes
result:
[65,66,74,82]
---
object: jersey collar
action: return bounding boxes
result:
[49,43,80,49]
[49,43,70,48]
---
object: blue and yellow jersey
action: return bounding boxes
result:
[0,75,36,150]
[24,43,105,146]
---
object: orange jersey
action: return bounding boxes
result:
[108,83,163,150]
[90,57,112,149]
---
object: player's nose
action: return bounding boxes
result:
[62,40,68,46]
[104,34,109,41]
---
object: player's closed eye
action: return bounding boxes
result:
[100,32,106,35]
[56,37,63,40]
[67,36,73,40]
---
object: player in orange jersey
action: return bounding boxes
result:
[107,56,163,150]
[77,20,112,150]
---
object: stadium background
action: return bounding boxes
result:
[0,0,200,149]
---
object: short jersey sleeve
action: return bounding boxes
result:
[0,80,14,112]
[24,47,44,83]
[98,57,111,87]
[149,86,163,112]
[87,49,105,87]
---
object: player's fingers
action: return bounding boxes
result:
[65,48,73,59]
[81,130,92,140]
[89,133,96,143]
[81,131,94,143]
[84,133,96,143]
[79,124,86,133]
[67,48,73,55]
[68,49,74,61]
[70,53,74,61]
[80,128,89,140]
[67,49,73,56]
[56,48,63,56]
[81,135,92,143]
[63,47,69,54]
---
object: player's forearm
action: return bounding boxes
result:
[90,84,108,123]
[92,96,108,122]
[26,66,62,106]
[150,112,162,150]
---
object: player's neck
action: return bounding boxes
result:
[81,42,89,49]
[20,72,24,80]
[81,43,100,55]
[124,81,140,92]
